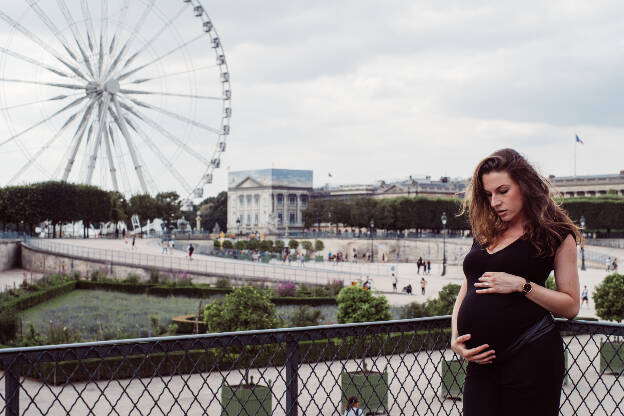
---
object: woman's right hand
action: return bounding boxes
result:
[451,334,496,364]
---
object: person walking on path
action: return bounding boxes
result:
[581,285,589,308]
[131,235,136,250]
[417,257,423,274]
[427,260,431,275]
[606,256,612,271]
[451,148,580,416]
[188,243,195,260]
[162,240,168,254]
[169,239,175,254]
[392,273,398,292]
[612,257,618,272]
[420,277,427,295]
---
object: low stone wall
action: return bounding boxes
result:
[0,239,21,271]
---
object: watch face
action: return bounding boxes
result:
[523,283,532,293]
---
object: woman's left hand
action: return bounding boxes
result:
[475,272,523,294]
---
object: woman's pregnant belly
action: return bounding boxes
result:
[457,289,547,353]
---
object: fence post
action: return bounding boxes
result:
[285,340,299,416]
[5,361,20,416]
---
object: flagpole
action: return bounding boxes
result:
[574,136,576,177]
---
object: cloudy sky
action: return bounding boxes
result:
[1,0,622,198]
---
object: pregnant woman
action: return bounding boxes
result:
[451,148,580,416]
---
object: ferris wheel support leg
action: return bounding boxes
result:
[111,97,148,193]
[86,94,111,185]
[62,100,96,181]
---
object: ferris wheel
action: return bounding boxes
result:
[0,0,231,205]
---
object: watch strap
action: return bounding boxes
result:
[522,279,532,296]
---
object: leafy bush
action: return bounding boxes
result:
[246,239,260,251]
[45,320,81,345]
[290,305,323,327]
[274,240,285,252]
[222,240,233,249]
[123,273,141,284]
[425,283,461,316]
[259,240,273,251]
[336,286,391,324]
[234,240,247,250]
[90,268,108,282]
[593,272,624,322]
[215,277,231,288]
[213,239,221,249]
[275,281,297,297]
[401,301,429,319]
[149,269,160,284]
[301,240,313,252]
[204,287,278,332]
[0,309,18,343]
[545,273,556,290]
[326,280,344,296]
[288,239,299,250]
[314,240,324,252]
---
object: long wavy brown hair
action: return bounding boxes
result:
[460,148,581,257]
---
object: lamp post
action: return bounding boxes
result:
[580,215,586,271]
[236,218,241,240]
[369,218,375,263]
[441,212,447,276]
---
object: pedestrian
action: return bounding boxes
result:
[392,273,398,292]
[188,243,194,260]
[606,256,612,272]
[420,277,427,295]
[417,257,423,274]
[612,258,618,272]
[344,396,364,416]
[162,240,168,254]
[451,148,581,415]
[581,285,589,308]
[169,239,175,253]
[131,235,136,250]
[427,260,431,275]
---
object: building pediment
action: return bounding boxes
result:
[233,176,264,189]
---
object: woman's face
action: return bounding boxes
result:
[481,170,525,224]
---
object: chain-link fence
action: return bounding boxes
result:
[1,317,623,415]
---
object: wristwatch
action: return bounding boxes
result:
[521,279,532,296]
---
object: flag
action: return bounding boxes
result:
[576,134,584,144]
[328,172,333,177]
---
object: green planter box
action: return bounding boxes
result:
[600,339,624,375]
[440,358,466,399]
[221,381,272,416]
[341,369,388,415]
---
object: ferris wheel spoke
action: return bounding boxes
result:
[0,78,85,91]
[117,33,205,82]
[102,123,119,191]
[0,11,89,82]
[0,95,87,148]
[25,0,78,62]
[128,97,222,135]
[86,94,111,184]
[103,0,156,80]
[107,126,133,193]
[56,0,96,78]
[120,101,211,167]
[128,119,192,194]
[109,0,130,56]
[0,46,73,80]
[123,63,218,85]
[79,0,96,52]
[8,108,81,185]
[61,100,97,181]
[0,93,79,112]
[110,96,148,193]
[120,88,223,101]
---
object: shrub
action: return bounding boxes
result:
[327,280,344,296]
[336,286,391,324]
[401,302,428,319]
[123,273,141,284]
[45,321,81,345]
[204,287,278,332]
[90,268,108,282]
[275,281,297,297]
[234,240,247,251]
[222,240,233,249]
[314,240,324,252]
[149,269,160,284]
[215,277,231,288]
[213,239,221,249]
[246,239,259,251]
[301,241,313,252]
[0,309,18,344]
[274,240,285,252]
[290,305,323,327]
[288,239,299,250]
[425,283,461,316]
[593,272,624,322]
[259,240,273,252]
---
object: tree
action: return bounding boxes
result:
[425,283,461,316]
[109,191,129,231]
[155,191,181,229]
[129,194,158,235]
[301,240,313,252]
[222,240,233,249]
[314,240,324,252]
[289,305,323,327]
[336,286,391,323]
[199,191,227,232]
[288,239,299,250]
[204,287,278,332]
[274,239,285,252]
[593,273,624,322]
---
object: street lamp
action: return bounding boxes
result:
[441,212,447,276]
[369,218,375,263]
[236,217,241,240]
[580,215,586,271]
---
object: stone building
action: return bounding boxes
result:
[549,172,624,197]
[227,169,313,234]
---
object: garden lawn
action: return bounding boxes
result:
[20,290,214,341]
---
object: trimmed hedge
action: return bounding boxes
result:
[0,281,77,313]
[28,328,451,385]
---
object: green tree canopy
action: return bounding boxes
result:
[336,286,391,323]
[204,287,278,332]
[593,272,624,322]
[199,191,227,232]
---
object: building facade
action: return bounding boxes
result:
[549,172,624,197]
[227,169,313,234]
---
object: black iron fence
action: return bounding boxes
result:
[1,317,623,415]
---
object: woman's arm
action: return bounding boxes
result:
[451,278,467,340]
[475,234,580,319]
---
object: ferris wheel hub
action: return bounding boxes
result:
[104,79,120,94]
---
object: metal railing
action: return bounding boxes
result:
[23,239,370,286]
[0,317,623,415]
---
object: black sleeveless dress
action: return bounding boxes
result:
[458,237,566,416]
[458,237,553,352]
